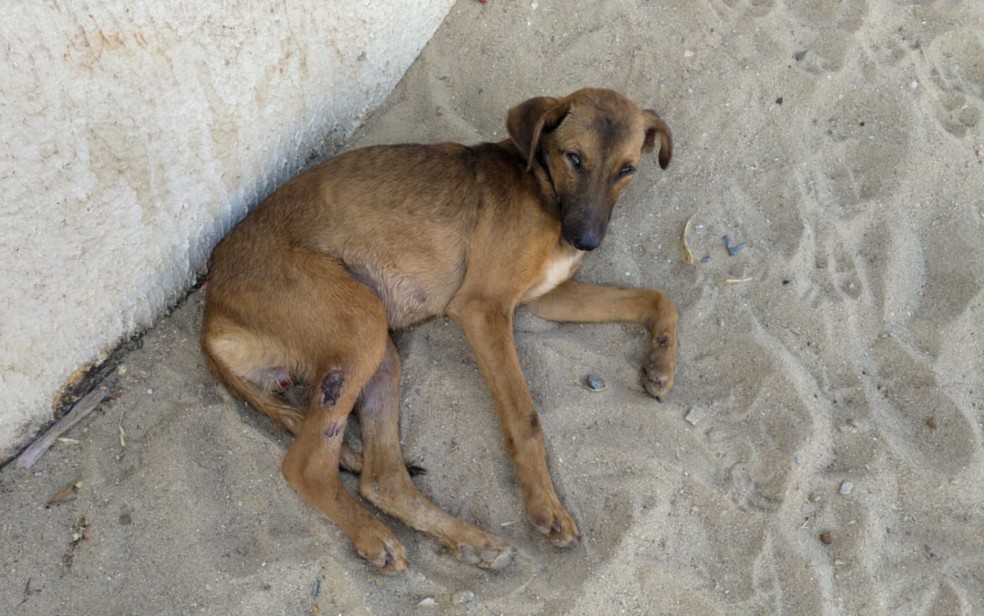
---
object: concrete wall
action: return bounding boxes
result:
[0,1,455,460]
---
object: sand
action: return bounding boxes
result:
[3,1,983,614]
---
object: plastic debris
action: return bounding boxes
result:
[723,234,749,256]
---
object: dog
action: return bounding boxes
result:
[201,88,677,573]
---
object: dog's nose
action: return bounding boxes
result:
[571,233,601,251]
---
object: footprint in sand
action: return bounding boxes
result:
[908,224,981,357]
[783,0,867,32]
[812,223,865,304]
[785,0,867,74]
[868,336,976,477]
[711,0,776,19]
[814,89,911,213]
[787,227,863,313]
[686,332,812,513]
[859,218,980,358]
[921,28,984,139]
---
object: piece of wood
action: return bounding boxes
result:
[15,385,110,469]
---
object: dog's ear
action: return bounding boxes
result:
[642,109,673,170]
[506,96,569,171]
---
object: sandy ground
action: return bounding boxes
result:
[3,1,984,614]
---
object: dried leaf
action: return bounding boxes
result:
[679,214,695,265]
[47,481,79,507]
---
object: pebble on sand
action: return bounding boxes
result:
[685,406,708,426]
[585,374,606,391]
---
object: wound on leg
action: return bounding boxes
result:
[323,420,344,439]
[273,375,293,393]
[321,368,345,407]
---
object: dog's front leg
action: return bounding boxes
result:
[450,301,581,547]
[526,280,678,400]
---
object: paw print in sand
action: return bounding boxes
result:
[920,28,984,139]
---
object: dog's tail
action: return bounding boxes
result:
[202,347,305,434]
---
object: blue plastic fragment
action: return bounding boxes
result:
[723,234,749,256]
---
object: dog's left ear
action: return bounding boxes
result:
[642,109,673,170]
[507,96,569,171]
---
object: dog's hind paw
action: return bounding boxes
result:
[354,526,408,575]
[528,504,581,548]
[458,542,514,570]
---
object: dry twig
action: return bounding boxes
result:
[15,385,111,469]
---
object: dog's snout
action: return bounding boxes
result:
[563,214,607,251]
[570,232,601,251]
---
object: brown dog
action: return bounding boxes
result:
[201,88,677,573]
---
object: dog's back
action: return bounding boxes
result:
[211,140,552,329]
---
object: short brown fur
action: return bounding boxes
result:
[202,88,678,573]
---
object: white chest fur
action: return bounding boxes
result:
[523,249,584,301]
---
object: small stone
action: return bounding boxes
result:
[416,597,436,607]
[794,454,803,465]
[585,374,606,391]
[452,590,476,609]
[819,531,833,545]
[684,406,707,426]
[452,590,474,605]
[839,480,854,495]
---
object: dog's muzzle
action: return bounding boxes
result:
[562,214,607,251]
[567,230,602,251]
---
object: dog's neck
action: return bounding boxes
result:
[531,150,560,210]
[498,138,560,212]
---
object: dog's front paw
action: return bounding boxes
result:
[527,499,580,548]
[642,331,676,401]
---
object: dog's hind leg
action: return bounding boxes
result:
[282,364,409,574]
[356,339,514,569]
[273,255,410,574]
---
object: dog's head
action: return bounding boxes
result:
[507,88,672,251]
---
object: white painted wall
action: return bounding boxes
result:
[0,0,455,460]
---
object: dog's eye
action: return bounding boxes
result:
[565,151,582,170]
[617,163,636,179]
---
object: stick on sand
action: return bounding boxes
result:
[15,384,111,469]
